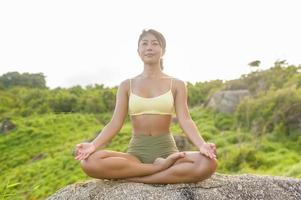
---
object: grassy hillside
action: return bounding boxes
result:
[1,63,300,199]
[190,107,301,177]
[0,114,102,199]
[1,108,300,199]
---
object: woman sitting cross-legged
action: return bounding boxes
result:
[74,29,217,184]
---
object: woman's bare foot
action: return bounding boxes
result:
[153,152,186,171]
[153,157,165,165]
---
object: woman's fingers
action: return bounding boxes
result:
[82,153,87,160]
[201,145,216,159]
[79,153,86,161]
[208,143,215,147]
[75,150,84,160]
[207,150,214,159]
[208,147,216,157]
[84,153,90,159]
[200,148,211,159]
[74,143,94,160]
[78,153,88,160]
[75,154,81,160]
[75,151,83,160]
[210,152,216,159]
[211,147,217,157]
[74,150,90,160]
[74,144,82,156]
[208,143,216,150]
[206,143,217,157]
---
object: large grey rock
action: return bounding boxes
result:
[47,173,301,200]
[207,90,250,113]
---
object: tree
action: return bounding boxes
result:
[248,60,261,73]
[0,72,47,89]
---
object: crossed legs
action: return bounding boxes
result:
[127,151,217,183]
[80,150,217,183]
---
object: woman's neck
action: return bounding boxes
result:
[141,63,162,78]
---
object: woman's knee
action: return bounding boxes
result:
[79,151,108,177]
[194,155,218,180]
[80,158,98,176]
[206,157,218,173]
[80,159,111,179]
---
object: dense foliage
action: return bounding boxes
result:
[224,60,301,94]
[0,84,117,118]
[0,72,47,89]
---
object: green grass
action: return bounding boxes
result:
[0,108,300,199]
[0,113,101,199]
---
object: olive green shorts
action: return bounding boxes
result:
[127,133,179,164]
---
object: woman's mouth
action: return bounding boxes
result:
[145,53,155,57]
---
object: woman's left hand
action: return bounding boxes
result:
[199,143,217,159]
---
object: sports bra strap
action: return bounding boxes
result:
[129,79,132,93]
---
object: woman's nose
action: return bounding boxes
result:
[146,44,153,51]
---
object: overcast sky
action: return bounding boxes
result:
[0,0,300,88]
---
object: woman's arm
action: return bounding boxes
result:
[174,79,205,148]
[91,79,130,149]
[174,79,216,159]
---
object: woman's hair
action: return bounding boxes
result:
[138,29,166,70]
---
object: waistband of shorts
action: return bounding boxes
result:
[131,133,172,138]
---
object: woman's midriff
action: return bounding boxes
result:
[130,114,172,136]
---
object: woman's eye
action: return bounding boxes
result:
[142,42,148,45]
[152,42,159,46]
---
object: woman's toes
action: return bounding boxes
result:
[170,152,185,160]
[179,152,186,158]
[153,157,165,165]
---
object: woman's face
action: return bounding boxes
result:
[138,33,165,65]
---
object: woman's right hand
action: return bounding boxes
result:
[74,142,96,161]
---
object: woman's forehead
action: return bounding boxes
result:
[140,33,158,41]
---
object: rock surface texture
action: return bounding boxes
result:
[207,90,250,113]
[47,173,301,200]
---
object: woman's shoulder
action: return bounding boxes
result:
[118,76,142,88]
[160,74,186,85]
[170,77,186,87]
[117,79,132,93]
[119,79,130,86]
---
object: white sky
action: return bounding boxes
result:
[0,0,300,89]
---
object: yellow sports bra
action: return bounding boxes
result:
[128,79,175,116]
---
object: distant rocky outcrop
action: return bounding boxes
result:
[47,173,301,200]
[207,90,250,113]
[279,102,301,132]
